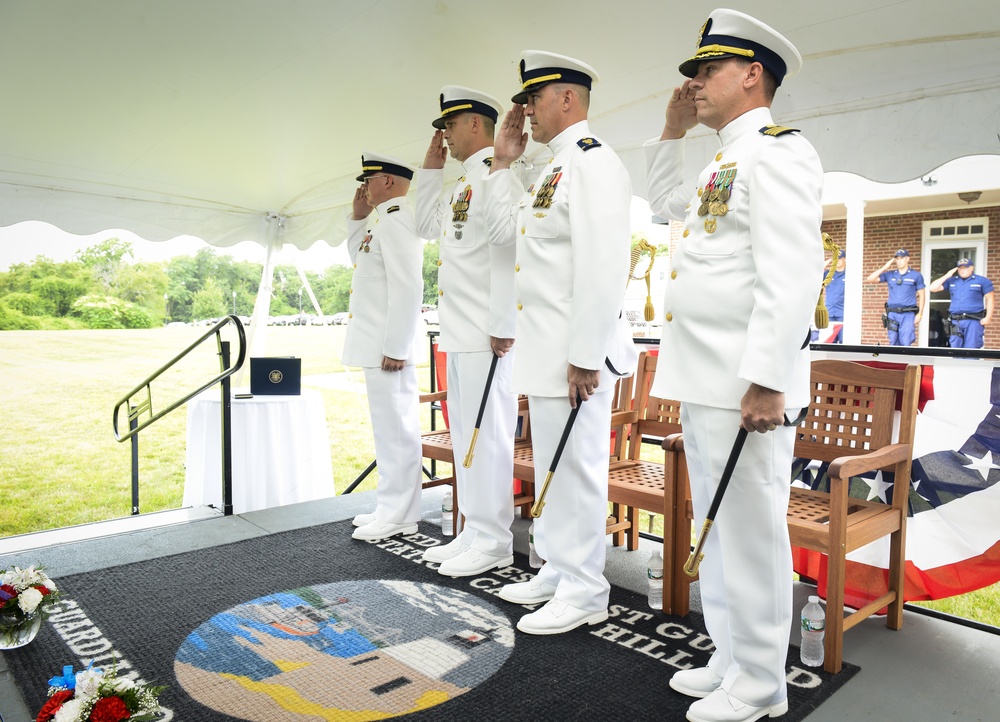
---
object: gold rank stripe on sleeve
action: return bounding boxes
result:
[386,205,400,213]
[759,125,800,136]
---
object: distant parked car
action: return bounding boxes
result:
[331,312,349,325]
[309,315,328,326]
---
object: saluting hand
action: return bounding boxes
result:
[352,186,372,221]
[661,80,698,140]
[492,105,527,171]
[423,130,447,170]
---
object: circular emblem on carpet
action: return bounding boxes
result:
[174,579,514,720]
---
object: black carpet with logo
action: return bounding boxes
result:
[4,521,857,721]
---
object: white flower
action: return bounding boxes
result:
[52,697,85,722]
[107,677,136,693]
[74,668,105,697]
[17,587,43,614]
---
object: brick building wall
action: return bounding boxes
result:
[821,204,1000,348]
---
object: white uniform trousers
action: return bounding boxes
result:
[447,350,517,555]
[530,389,613,612]
[680,403,794,707]
[364,365,422,525]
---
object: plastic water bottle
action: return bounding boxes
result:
[441,489,454,536]
[647,550,663,610]
[528,522,542,568]
[800,595,825,667]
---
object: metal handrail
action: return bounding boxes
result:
[113,315,246,442]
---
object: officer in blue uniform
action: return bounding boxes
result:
[823,250,845,343]
[928,258,994,348]
[866,248,925,346]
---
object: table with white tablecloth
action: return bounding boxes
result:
[184,387,335,514]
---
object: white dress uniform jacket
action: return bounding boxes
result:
[645,107,822,409]
[483,120,636,395]
[415,146,519,351]
[341,197,423,368]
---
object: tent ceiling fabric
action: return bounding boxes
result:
[0,1,997,251]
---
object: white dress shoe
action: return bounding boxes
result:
[516,598,608,635]
[686,688,788,722]
[497,577,558,605]
[421,537,468,564]
[670,666,724,698]
[352,512,376,527]
[352,520,418,541]
[437,548,514,577]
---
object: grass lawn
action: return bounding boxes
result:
[0,327,995,626]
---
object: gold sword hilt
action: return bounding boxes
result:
[530,470,555,518]
[462,428,480,469]
[683,519,713,577]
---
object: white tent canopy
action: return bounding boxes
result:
[1,0,997,255]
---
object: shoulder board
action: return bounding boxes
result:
[386,205,400,214]
[759,125,800,137]
[577,137,602,151]
[483,156,493,167]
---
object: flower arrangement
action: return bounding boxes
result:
[0,565,59,648]
[37,664,166,722]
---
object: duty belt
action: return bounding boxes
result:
[949,310,986,321]
[886,305,919,314]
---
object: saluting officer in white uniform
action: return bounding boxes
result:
[342,152,425,543]
[415,87,523,577]
[645,10,822,722]
[484,51,637,635]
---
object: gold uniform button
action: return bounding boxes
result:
[697,188,703,197]
[438,289,444,296]
[515,264,520,272]
[436,259,443,266]
[683,229,690,238]
[353,264,357,269]
[671,270,677,280]
[349,288,353,294]
[715,152,723,162]
[520,227,526,235]
[348,313,353,319]
[665,312,673,322]
[517,303,523,311]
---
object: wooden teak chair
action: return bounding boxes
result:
[664,359,920,673]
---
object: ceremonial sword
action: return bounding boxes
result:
[530,394,583,518]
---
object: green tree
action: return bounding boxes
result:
[313,265,354,314]
[0,299,41,330]
[422,241,440,305]
[75,238,134,292]
[191,277,228,321]
[31,275,89,316]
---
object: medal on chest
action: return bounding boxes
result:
[360,233,372,253]
[532,167,562,209]
[698,164,736,234]
[451,184,472,225]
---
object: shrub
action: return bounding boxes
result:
[70,295,156,329]
[0,300,42,330]
[2,291,51,316]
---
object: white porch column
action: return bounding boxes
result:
[843,199,866,345]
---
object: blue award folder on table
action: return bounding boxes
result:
[250,357,301,395]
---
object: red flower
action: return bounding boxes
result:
[89,696,131,722]
[35,585,52,596]
[36,689,73,722]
